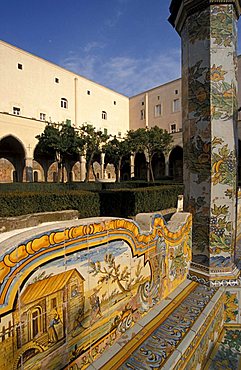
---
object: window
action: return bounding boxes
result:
[141,101,145,106]
[51,297,57,309]
[104,128,108,135]
[61,98,68,109]
[118,131,121,137]
[170,123,177,133]
[140,109,145,120]
[175,89,179,95]
[66,119,71,126]
[114,101,116,105]
[40,113,46,121]
[87,90,91,95]
[102,111,107,120]
[173,98,180,112]
[155,104,161,117]
[13,107,20,115]
[17,63,23,70]
[71,285,79,298]
[55,78,59,83]
[157,95,160,100]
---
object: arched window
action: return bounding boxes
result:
[31,307,42,338]
[102,111,107,120]
[33,171,38,182]
[61,98,68,109]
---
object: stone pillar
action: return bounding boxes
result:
[25,157,33,182]
[169,0,241,283]
[130,154,135,178]
[80,155,86,182]
[145,93,149,128]
[74,77,78,126]
[165,155,169,177]
[100,152,105,179]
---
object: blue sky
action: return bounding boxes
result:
[1,0,241,96]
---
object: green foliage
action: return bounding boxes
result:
[127,126,173,182]
[100,185,183,217]
[36,123,83,159]
[36,123,84,182]
[79,124,109,181]
[103,136,131,182]
[0,191,100,218]
[0,180,178,193]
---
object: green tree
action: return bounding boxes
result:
[103,136,131,182]
[127,126,173,182]
[80,124,109,182]
[36,123,83,182]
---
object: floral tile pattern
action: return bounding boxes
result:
[182,3,238,271]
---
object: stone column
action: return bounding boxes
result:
[169,0,241,283]
[165,155,170,177]
[145,93,149,128]
[25,157,33,182]
[100,152,105,179]
[80,155,86,182]
[130,154,135,178]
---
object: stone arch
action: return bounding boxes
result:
[169,146,183,181]
[0,135,26,182]
[104,152,116,180]
[120,154,131,181]
[13,343,44,370]
[151,152,165,180]
[134,152,147,180]
[90,153,101,181]
[33,143,55,182]
[71,161,81,182]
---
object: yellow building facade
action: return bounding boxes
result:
[1,39,241,183]
[0,40,129,182]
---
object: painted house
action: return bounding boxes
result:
[13,269,84,368]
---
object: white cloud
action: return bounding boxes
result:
[83,41,106,53]
[60,48,181,97]
[104,10,123,28]
[101,50,181,96]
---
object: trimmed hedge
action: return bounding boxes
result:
[0,184,183,218]
[0,180,182,193]
[100,185,184,217]
[0,182,102,193]
[0,191,100,218]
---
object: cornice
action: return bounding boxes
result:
[169,0,241,34]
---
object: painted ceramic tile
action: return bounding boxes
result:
[0,215,192,369]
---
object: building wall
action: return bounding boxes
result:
[129,79,182,133]
[0,40,129,150]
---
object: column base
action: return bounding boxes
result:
[188,261,240,287]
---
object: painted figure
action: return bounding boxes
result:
[48,309,61,343]
[89,288,102,324]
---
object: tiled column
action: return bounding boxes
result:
[169,0,241,284]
